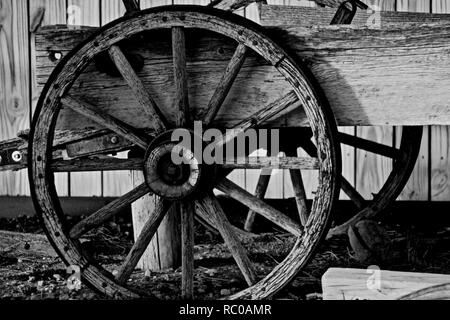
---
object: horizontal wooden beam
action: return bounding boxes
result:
[259,4,450,27]
[34,13,450,127]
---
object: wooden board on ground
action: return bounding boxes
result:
[322,267,450,300]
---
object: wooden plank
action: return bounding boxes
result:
[322,268,450,300]
[431,1,450,202]
[67,0,102,197]
[397,126,429,200]
[431,126,450,201]
[0,0,30,196]
[396,0,430,201]
[338,127,355,200]
[29,0,68,197]
[34,19,450,128]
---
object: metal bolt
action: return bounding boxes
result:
[12,151,22,162]
[110,136,119,144]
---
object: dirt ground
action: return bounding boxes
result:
[0,199,449,300]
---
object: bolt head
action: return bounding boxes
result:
[12,151,22,162]
[110,136,119,144]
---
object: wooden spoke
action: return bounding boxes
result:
[217,179,303,237]
[244,171,271,232]
[211,0,255,11]
[215,91,300,148]
[121,0,140,14]
[108,45,167,133]
[341,177,365,210]
[61,95,148,149]
[52,158,143,172]
[285,148,309,226]
[339,132,402,159]
[195,202,256,241]
[70,183,150,239]
[234,91,300,131]
[181,201,195,299]
[221,157,319,170]
[196,194,257,286]
[172,27,190,127]
[116,199,172,284]
[298,138,365,210]
[203,43,248,126]
[290,169,309,226]
[299,138,318,158]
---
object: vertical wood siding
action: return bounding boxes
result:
[431,0,450,201]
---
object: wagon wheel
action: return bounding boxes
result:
[29,6,340,299]
[243,126,423,238]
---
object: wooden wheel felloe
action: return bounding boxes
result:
[29,5,341,299]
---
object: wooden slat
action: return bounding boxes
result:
[356,126,394,200]
[141,0,173,9]
[101,0,125,25]
[339,127,355,200]
[396,0,430,201]
[431,1,450,201]
[0,0,30,196]
[67,0,102,197]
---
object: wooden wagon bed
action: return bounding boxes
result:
[32,4,450,130]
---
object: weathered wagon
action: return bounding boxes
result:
[0,0,448,299]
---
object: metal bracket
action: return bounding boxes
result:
[330,0,368,25]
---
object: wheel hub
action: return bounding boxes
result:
[144,130,211,200]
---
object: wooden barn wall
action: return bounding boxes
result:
[0,0,447,202]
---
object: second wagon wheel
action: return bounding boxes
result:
[243,126,423,238]
[28,5,341,299]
